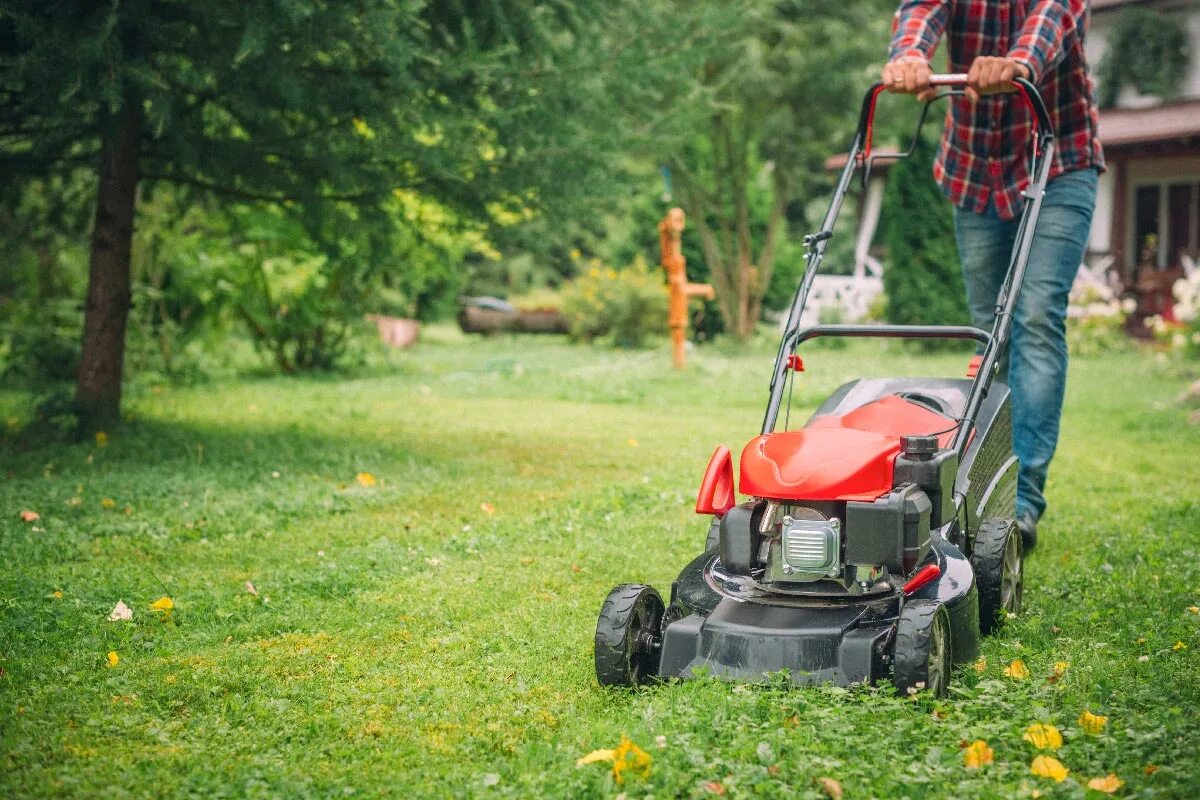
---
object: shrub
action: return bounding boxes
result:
[881,134,970,346]
[561,258,668,348]
[1168,271,1200,359]
[1066,282,1132,357]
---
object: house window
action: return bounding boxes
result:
[1132,181,1200,271]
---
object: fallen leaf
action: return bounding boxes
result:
[1051,625,1062,634]
[1086,774,1123,793]
[611,737,651,784]
[480,502,495,515]
[1172,641,1187,651]
[576,748,615,767]
[627,438,638,448]
[1144,764,1159,775]
[108,600,133,622]
[101,498,115,510]
[66,497,82,507]
[702,781,724,795]
[1187,606,1198,615]
[816,776,843,800]
[150,596,174,614]
[481,773,500,787]
[1004,659,1030,679]
[19,510,40,522]
[245,581,259,597]
[95,431,108,447]
[355,472,377,488]
[1078,710,1108,735]
[973,657,987,673]
[1053,661,1069,675]
[963,740,994,769]
[654,735,667,748]
[106,651,119,668]
[51,590,63,599]
[1023,723,1063,751]
[1031,755,1068,782]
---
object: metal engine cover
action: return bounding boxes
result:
[767,516,841,582]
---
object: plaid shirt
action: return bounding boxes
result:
[889,0,1105,220]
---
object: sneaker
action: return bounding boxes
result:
[1017,511,1038,553]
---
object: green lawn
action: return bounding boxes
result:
[2,330,1198,799]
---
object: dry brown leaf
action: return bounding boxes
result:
[19,510,39,522]
[817,776,843,800]
[245,581,259,597]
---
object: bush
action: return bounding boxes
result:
[881,134,970,345]
[561,258,668,348]
[1066,283,1132,357]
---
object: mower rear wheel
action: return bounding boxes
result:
[893,600,952,698]
[971,518,1023,634]
[594,584,665,687]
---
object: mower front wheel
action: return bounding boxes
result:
[893,600,952,698]
[971,518,1023,634]
[594,584,665,687]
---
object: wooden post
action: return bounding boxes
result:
[658,208,715,368]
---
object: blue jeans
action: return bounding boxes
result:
[953,168,1098,522]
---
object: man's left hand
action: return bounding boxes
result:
[966,57,1031,103]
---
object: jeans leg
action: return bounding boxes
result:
[1009,169,1098,521]
[954,203,1018,372]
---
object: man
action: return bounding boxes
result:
[882,0,1104,551]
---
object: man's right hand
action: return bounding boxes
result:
[881,59,936,102]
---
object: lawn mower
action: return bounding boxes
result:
[595,75,1054,696]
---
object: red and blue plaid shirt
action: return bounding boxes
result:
[889,0,1105,220]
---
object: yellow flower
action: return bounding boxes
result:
[1053,661,1069,676]
[1078,710,1108,735]
[52,590,63,599]
[1030,755,1069,782]
[611,737,651,784]
[355,472,377,488]
[963,739,994,769]
[1004,659,1030,679]
[150,596,174,614]
[1187,606,1199,615]
[106,651,119,668]
[1172,641,1187,651]
[1023,723,1063,751]
[576,748,615,767]
[972,657,987,673]
[95,431,108,447]
[101,498,116,510]
[1086,774,1123,794]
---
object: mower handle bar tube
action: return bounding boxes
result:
[762,74,1057,462]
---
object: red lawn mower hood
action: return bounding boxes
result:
[739,394,960,502]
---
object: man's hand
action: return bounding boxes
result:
[965,56,1031,103]
[881,59,936,102]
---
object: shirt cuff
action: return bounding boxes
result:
[1006,49,1040,84]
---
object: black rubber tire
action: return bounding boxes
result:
[704,518,720,552]
[971,518,1023,634]
[594,584,665,687]
[893,600,952,698]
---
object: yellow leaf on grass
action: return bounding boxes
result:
[1172,641,1187,651]
[150,596,174,613]
[95,431,108,447]
[1078,710,1108,735]
[627,438,638,448]
[1086,774,1124,793]
[1053,661,1069,675]
[101,498,116,510]
[817,776,843,800]
[1031,755,1068,782]
[576,748,615,767]
[355,472,377,488]
[611,737,651,784]
[1023,723,1063,750]
[973,657,987,673]
[19,510,39,522]
[1186,606,1199,615]
[963,739,994,769]
[480,502,495,515]
[1004,659,1030,679]
[106,651,119,668]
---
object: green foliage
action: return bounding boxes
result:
[1098,8,1191,107]
[561,258,668,348]
[881,135,970,339]
[1,340,1199,796]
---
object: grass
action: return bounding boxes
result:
[2,329,1199,799]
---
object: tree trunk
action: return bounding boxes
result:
[76,101,141,430]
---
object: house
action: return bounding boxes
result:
[816,0,1197,328]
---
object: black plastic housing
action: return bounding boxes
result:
[894,445,958,529]
[845,483,931,574]
[718,501,764,575]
